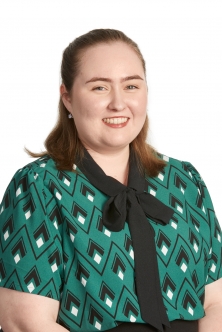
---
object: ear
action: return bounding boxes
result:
[60,84,72,112]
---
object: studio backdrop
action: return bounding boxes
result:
[0,0,221,224]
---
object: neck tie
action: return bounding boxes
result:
[76,149,174,332]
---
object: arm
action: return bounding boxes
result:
[198,278,222,332]
[0,288,68,332]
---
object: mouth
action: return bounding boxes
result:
[102,117,129,124]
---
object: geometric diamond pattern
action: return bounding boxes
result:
[0,154,222,331]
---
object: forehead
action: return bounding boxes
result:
[78,42,145,79]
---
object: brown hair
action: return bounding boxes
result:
[26,28,166,177]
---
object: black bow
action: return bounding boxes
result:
[77,149,174,332]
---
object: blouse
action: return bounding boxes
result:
[0,154,222,331]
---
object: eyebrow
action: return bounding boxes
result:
[85,75,144,84]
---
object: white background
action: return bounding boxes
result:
[0,0,222,224]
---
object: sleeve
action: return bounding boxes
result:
[184,162,222,285]
[0,165,63,301]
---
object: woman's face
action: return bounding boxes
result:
[62,42,148,154]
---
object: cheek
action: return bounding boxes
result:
[78,97,107,119]
[132,101,147,119]
[131,91,147,110]
[139,93,148,110]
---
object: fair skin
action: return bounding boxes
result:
[198,278,222,331]
[0,41,221,331]
[61,42,148,184]
[0,290,67,331]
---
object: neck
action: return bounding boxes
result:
[85,146,130,185]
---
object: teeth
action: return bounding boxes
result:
[103,117,128,124]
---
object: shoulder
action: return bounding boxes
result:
[16,155,58,177]
[150,153,211,211]
[158,153,203,185]
[1,155,78,211]
[159,153,197,174]
[9,155,75,190]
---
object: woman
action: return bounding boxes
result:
[0,29,221,332]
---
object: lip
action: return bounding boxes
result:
[102,117,129,128]
[103,122,129,128]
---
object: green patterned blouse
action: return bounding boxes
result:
[0,154,222,331]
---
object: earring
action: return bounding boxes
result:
[68,113,73,119]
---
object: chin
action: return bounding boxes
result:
[102,142,131,150]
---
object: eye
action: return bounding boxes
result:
[93,86,106,91]
[126,85,137,90]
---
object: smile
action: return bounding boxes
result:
[103,117,128,124]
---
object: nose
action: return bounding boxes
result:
[108,88,126,112]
